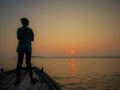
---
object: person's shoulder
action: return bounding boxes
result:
[17,27,23,30]
[27,27,32,31]
[27,27,33,33]
[17,27,23,33]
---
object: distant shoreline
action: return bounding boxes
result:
[32,56,120,59]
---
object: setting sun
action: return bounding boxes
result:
[70,50,75,55]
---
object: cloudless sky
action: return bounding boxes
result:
[0,0,120,58]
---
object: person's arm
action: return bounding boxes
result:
[17,29,21,40]
[31,30,34,41]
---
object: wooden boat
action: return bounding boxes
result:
[0,66,61,90]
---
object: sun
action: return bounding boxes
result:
[70,50,75,55]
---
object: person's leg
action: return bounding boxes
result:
[26,52,33,81]
[16,52,24,84]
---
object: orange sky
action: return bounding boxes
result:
[0,0,120,58]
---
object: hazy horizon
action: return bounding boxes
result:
[0,0,120,59]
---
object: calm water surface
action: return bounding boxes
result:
[0,57,120,90]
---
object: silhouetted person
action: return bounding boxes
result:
[16,18,35,85]
[1,68,4,73]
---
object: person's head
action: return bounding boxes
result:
[21,18,29,26]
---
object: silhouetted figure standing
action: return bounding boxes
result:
[16,18,34,85]
[1,68,4,73]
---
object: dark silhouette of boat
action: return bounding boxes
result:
[0,66,61,90]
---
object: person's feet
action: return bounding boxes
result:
[15,79,38,85]
[31,79,38,84]
[15,80,20,85]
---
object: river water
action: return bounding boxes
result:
[0,57,120,90]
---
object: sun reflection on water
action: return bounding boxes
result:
[69,58,77,76]
[69,58,79,87]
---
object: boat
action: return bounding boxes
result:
[0,66,61,90]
